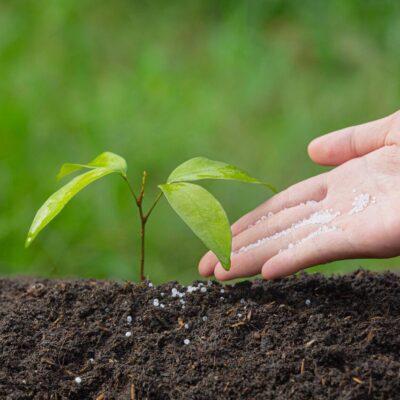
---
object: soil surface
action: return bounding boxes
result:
[0,270,399,400]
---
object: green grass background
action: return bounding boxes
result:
[1,0,400,283]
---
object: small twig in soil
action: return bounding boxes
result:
[352,376,363,384]
[300,359,305,375]
[78,365,91,374]
[63,368,76,377]
[230,321,246,328]
[41,357,56,367]
[95,323,111,333]
[130,383,135,400]
[246,309,252,321]
[369,316,383,321]
[177,317,185,330]
[305,338,317,348]
[265,301,276,309]
[225,307,236,316]
[368,376,373,395]
[366,330,375,343]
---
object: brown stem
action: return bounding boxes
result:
[139,214,146,282]
[123,176,139,206]
[122,173,163,282]
[144,192,163,221]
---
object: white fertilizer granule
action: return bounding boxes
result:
[283,225,340,251]
[184,339,190,345]
[153,299,160,307]
[187,286,198,293]
[251,211,274,227]
[75,377,82,384]
[127,316,132,324]
[294,210,340,227]
[125,331,132,337]
[349,193,371,215]
[237,209,340,254]
[248,200,320,228]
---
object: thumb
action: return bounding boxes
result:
[308,110,400,166]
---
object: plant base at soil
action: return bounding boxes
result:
[0,270,399,399]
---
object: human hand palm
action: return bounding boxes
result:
[199,110,400,280]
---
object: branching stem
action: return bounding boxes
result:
[122,173,163,282]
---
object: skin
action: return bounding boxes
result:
[199,110,400,280]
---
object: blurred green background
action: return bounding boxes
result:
[1,0,400,283]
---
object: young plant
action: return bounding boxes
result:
[26,152,275,281]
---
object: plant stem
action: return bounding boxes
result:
[123,176,139,206]
[139,215,146,282]
[122,173,163,282]
[144,192,163,221]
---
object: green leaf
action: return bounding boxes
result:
[159,182,232,270]
[56,152,127,180]
[167,156,276,192]
[26,153,127,248]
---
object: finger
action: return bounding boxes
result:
[198,250,218,277]
[308,110,400,166]
[261,228,352,279]
[231,173,328,236]
[214,221,337,281]
[199,195,324,278]
[231,199,323,253]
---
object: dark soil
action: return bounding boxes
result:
[0,270,399,400]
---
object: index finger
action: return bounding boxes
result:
[231,173,328,236]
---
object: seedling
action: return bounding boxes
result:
[26,152,275,281]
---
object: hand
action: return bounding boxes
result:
[199,110,400,280]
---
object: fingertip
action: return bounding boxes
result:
[214,263,232,281]
[307,138,318,160]
[308,136,329,165]
[261,262,279,280]
[261,252,291,280]
[198,251,217,277]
